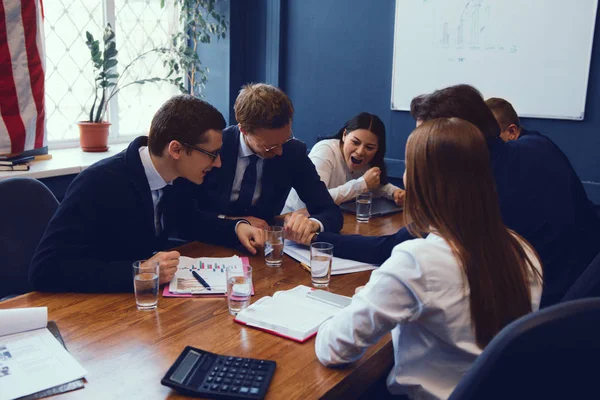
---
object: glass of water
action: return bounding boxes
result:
[226,265,252,315]
[264,226,284,267]
[310,242,334,288]
[356,192,373,223]
[133,260,159,311]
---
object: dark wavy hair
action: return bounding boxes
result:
[322,112,389,184]
[410,84,500,140]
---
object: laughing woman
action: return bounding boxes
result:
[282,112,404,213]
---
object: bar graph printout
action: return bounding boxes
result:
[168,256,244,294]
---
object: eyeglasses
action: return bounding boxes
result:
[251,131,295,153]
[180,141,221,161]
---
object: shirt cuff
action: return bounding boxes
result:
[357,176,368,192]
[309,218,324,233]
[235,219,250,231]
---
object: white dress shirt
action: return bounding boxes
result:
[230,132,324,231]
[283,139,401,212]
[315,233,543,400]
[139,146,171,235]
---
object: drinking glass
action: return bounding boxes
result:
[356,192,373,223]
[310,242,334,288]
[264,226,284,267]
[133,260,159,310]
[226,265,252,315]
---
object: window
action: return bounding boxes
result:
[44,0,181,147]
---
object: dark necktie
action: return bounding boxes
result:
[156,185,171,237]
[234,155,259,214]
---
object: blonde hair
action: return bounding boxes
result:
[234,83,294,132]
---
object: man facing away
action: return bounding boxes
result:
[30,95,265,293]
[190,83,343,243]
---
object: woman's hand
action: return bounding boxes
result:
[362,167,381,190]
[393,189,405,206]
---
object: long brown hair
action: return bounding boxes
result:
[404,118,542,347]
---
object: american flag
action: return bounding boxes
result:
[0,0,46,155]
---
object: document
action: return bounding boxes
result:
[0,308,87,400]
[284,240,378,275]
[167,256,247,295]
[234,285,350,342]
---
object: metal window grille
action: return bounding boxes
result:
[44,0,180,146]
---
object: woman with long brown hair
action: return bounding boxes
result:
[315,118,543,400]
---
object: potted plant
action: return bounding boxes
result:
[78,24,169,152]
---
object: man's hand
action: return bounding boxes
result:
[143,251,180,285]
[236,223,266,254]
[362,167,381,190]
[284,212,320,245]
[226,215,269,230]
[393,189,405,206]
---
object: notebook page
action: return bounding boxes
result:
[0,307,47,337]
[238,286,340,340]
[284,241,378,275]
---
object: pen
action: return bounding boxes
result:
[299,262,311,273]
[192,270,211,291]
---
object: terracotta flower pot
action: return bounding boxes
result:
[77,121,110,152]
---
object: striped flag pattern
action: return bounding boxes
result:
[0,0,46,155]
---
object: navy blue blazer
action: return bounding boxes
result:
[320,132,600,307]
[29,136,242,293]
[193,125,343,232]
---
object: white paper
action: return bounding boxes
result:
[0,307,47,337]
[236,285,344,341]
[168,256,244,294]
[0,328,87,400]
[284,241,377,275]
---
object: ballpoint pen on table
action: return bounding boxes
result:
[192,270,212,290]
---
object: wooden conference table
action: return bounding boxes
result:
[1,213,405,399]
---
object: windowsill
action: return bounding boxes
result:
[0,143,130,181]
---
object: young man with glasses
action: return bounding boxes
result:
[30,95,265,293]
[194,83,343,242]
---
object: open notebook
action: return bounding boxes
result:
[0,308,87,400]
[284,240,378,275]
[234,285,351,342]
[165,256,252,297]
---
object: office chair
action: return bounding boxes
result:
[0,178,59,300]
[561,251,600,301]
[448,298,600,400]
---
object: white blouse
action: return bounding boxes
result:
[282,139,400,213]
[315,233,543,400]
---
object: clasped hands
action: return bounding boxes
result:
[235,211,319,252]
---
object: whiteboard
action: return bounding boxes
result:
[391,0,599,120]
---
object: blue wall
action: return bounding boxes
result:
[212,0,600,202]
[278,0,600,203]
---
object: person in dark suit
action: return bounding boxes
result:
[193,83,343,244]
[30,95,265,293]
[306,85,600,307]
[485,97,542,141]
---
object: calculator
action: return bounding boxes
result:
[161,346,277,399]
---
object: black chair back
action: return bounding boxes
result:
[0,178,58,299]
[449,298,600,400]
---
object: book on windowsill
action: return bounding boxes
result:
[0,164,30,171]
[234,285,350,343]
[0,155,34,166]
[0,307,87,400]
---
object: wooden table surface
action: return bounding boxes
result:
[1,212,404,400]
